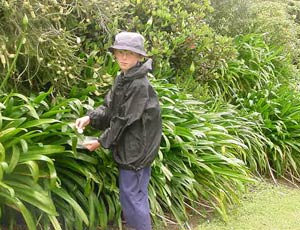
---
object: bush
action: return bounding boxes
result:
[113,0,238,90]
[0,90,123,229]
[0,77,260,229]
[208,0,300,68]
[0,0,125,95]
[203,33,300,180]
[208,0,254,36]
[240,84,300,179]
[201,34,291,100]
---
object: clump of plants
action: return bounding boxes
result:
[0,0,126,95]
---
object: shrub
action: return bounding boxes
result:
[0,77,259,229]
[0,90,121,230]
[113,0,238,89]
[0,0,125,95]
[240,84,300,179]
[208,0,300,68]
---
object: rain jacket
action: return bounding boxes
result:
[87,59,162,170]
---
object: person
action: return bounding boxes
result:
[75,31,162,230]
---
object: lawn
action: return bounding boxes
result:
[197,180,300,230]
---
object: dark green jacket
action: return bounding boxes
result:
[88,59,162,170]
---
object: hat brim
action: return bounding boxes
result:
[109,45,148,57]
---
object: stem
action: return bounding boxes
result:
[0,36,26,91]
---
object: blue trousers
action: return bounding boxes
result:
[119,167,152,230]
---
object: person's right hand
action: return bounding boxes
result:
[75,116,90,131]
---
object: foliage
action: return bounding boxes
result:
[149,80,257,227]
[2,0,300,229]
[250,0,300,66]
[0,0,125,95]
[208,0,254,36]
[0,91,121,230]
[202,33,300,180]
[201,34,290,100]
[0,78,260,229]
[208,0,300,68]
[114,0,238,89]
[0,91,68,229]
[241,84,300,179]
[0,0,239,95]
[202,100,272,179]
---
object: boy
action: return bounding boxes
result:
[75,31,162,230]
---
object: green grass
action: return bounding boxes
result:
[197,180,300,230]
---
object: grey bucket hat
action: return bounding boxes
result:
[109,32,148,57]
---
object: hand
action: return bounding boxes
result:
[75,116,90,132]
[83,139,101,151]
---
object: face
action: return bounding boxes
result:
[114,50,143,72]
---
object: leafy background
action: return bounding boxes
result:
[1,0,300,229]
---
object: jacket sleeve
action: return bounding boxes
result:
[98,81,148,149]
[87,90,112,130]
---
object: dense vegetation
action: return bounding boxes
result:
[1,0,300,229]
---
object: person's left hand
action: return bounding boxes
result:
[83,139,101,151]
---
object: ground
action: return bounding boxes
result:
[154,179,300,230]
[198,179,300,230]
